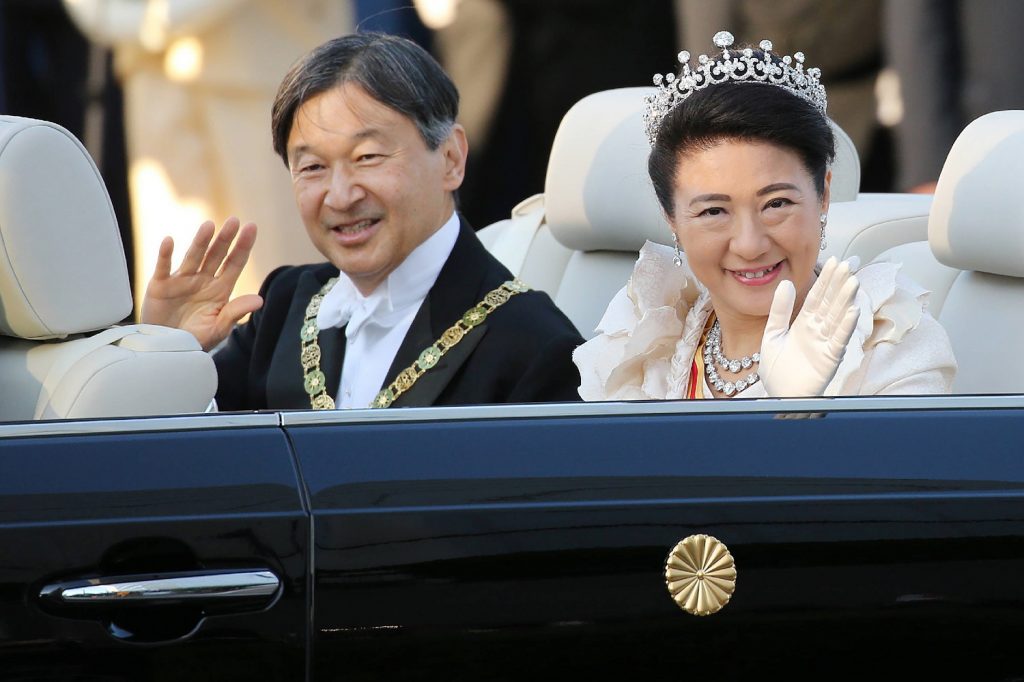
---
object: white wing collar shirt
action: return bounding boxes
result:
[315,212,460,408]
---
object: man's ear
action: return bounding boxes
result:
[441,123,468,192]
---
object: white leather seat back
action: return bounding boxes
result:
[542,88,666,254]
[0,116,216,420]
[926,110,1024,394]
[871,111,1024,394]
[543,87,863,255]
[481,87,931,338]
[871,240,960,316]
[938,271,1024,393]
[0,116,132,339]
[821,193,932,265]
[930,111,1024,277]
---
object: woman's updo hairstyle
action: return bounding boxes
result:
[648,59,836,218]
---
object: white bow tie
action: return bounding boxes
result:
[316,279,405,338]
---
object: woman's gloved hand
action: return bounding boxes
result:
[759,257,860,397]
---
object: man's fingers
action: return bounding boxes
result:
[217,222,258,281]
[152,236,175,280]
[178,220,216,274]
[198,216,241,275]
[219,294,264,329]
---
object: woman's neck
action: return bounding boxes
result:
[712,309,768,360]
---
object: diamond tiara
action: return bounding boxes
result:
[642,30,828,145]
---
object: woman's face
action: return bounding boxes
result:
[670,139,830,323]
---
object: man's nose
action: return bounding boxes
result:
[324,166,365,210]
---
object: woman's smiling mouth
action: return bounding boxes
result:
[729,260,783,285]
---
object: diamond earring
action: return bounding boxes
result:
[672,233,683,267]
[819,213,828,251]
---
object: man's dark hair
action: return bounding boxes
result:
[648,73,836,218]
[271,32,459,165]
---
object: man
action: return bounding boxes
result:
[141,32,583,410]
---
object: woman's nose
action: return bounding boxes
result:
[730,214,771,260]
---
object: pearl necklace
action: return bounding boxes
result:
[703,319,761,396]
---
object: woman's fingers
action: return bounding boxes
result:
[827,297,861,358]
[819,259,851,322]
[823,268,859,331]
[765,278,797,340]
[803,256,836,317]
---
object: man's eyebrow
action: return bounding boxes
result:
[288,128,385,158]
[690,193,730,205]
[352,128,385,140]
[758,183,800,195]
[289,144,312,160]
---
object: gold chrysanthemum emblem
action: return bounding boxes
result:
[665,534,736,616]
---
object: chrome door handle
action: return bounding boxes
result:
[40,569,280,605]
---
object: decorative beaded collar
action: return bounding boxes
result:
[300,278,530,409]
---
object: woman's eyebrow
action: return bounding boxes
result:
[757,182,800,195]
[689,193,730,205]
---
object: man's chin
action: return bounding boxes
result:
[333,260,395,294]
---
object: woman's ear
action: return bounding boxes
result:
[821,168,832,215]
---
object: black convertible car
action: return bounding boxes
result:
[4,396,1024,680]
[2,92,1024,679]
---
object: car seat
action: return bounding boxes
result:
[0,116,216,420]
[871,110,1024,394]
[479,87,933,337]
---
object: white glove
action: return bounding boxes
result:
[759,257,861,397]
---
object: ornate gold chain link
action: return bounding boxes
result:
[300,278,529,410]
[300,277,340,410]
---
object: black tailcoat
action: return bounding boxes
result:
[213,219,583,410]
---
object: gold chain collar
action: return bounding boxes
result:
[300,278,529,410]
[300,277,340,409]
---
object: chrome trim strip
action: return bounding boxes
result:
[2,394,1022,439]
[280,393,1024,426]
[0,413,279,439]
[44,570,280,603]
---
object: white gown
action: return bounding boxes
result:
[573,242,958,400]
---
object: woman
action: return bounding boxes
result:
[574,32,956,400]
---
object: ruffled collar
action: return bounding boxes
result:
[574,241,930,400]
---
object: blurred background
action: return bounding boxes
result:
[2,0,1022,309]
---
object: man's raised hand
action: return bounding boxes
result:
[141,217,263,351]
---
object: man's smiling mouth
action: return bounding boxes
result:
[332,218,379,234]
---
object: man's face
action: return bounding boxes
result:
[287,83,466,295]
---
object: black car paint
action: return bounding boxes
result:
[2,399,1023,680]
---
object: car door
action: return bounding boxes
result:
[288,395,1024,681]
[0,413,309,682]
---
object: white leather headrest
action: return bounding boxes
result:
[830,123,860,204]
[929,110,1024,277]
[545,87,860,253]
[0,116,131,339]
